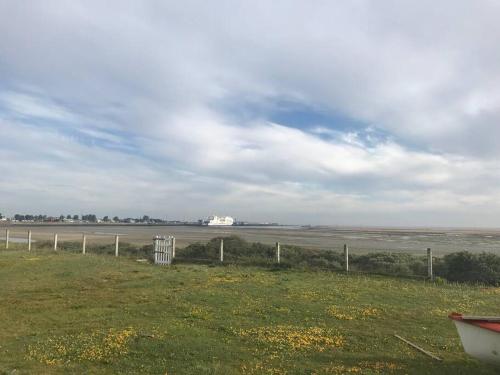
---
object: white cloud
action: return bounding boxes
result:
[0,91,76,122]
[1,1,500,225]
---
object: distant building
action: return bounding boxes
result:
[202,215,234,226]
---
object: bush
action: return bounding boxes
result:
[41,235,500,285]
[350,252,425,277]
[178,239,500,285]
[436,251,500,285]
[177,236,275,265]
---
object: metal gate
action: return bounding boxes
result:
[153,235,173,265]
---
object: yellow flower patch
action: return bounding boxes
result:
[241,362,287,375]
[482,287,500,295]
[440,296,485,313]
[430,307,449,317]
[326,305,381,320]
[315,361,403,374]
[236,325,344,351]
[188,305,213,320]
[26,327,137,365]
[208,275,244,284]
[286,290,321,301]
[274,306,291,314]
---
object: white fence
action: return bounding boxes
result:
[153,235,174,265]
[1,230,435,278]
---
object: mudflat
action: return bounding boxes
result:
[2,224,500,255]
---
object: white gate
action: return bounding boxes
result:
[153,235,174,265]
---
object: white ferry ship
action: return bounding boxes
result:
[203,215,234,226]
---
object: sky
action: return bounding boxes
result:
[1,1,500,226]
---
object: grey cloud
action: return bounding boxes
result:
[1,1,500,225]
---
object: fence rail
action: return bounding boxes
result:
[1,230,438,279]
[1,229,130,255]
[2,230,499,285]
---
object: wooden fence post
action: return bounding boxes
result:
[28,230,32,252]
[427,248,433,280]
[115,235,119,257]
[5,229,9,249]
[344,244,349,272]
[82,234,86,254]
[172,237,176,258]
[276,242,280,263]
[220,239,224,262]
[53,233,58,251]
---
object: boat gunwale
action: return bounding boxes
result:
[449,312,500,333]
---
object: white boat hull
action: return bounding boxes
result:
[453,320,500,364]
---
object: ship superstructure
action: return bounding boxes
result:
[203,215,234,226]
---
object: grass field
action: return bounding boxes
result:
[1,249,499,374]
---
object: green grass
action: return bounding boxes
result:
[0,249,499,374]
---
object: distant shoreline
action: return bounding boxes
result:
[2,222,500,234]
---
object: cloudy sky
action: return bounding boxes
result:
[1,1,500,226]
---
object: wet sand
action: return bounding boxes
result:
[2,224,500,255]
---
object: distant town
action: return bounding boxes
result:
[0,213,278,226]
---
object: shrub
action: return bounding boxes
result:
[177,236,275,265]
[350,252,425,277]
[45,235,500,285]
[436,251,500,285]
